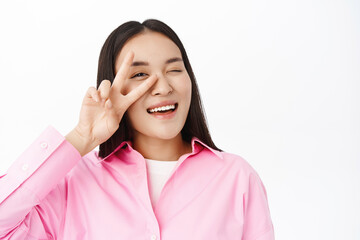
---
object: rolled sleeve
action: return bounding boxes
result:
[0,125,82,237]
[242,172,275,240]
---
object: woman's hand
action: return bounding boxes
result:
[66,51,158,156]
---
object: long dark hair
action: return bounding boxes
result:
[97,19,221,159]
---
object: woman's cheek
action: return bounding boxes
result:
[180,77,192,97]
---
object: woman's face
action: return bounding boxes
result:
[115,31,192,142]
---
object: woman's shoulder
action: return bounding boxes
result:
[219,151,259,175]
[193,138,260,177]
[211,151,260,182]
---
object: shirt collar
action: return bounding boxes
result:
[190,137,223,159]
[97,137,222,163]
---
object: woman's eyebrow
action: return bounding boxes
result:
[130,57,183,67]
[165,57,183,64]
[131,61,148,67]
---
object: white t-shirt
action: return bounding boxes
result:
[145,158,178,209]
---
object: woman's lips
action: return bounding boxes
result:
[148,103,178,120]
[147,103,178,113]
[147,101,178,112]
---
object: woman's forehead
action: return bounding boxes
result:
[116,31,182,66]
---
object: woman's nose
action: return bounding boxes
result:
[151,74,173,96]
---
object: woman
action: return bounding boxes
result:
[0,19,274,239]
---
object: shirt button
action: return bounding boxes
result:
[22,163,29,171]
[40,142,48,149]
[150,234,157,240]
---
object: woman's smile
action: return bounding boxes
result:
[147,102,178,119]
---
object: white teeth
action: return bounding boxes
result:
[149,104,176,113]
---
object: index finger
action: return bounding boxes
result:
[112,51,134,91]
[124,74,159,107]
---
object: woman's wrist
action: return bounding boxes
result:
[65,128,94,157]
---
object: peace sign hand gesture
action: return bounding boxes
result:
[66,52,158,156]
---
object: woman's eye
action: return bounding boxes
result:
[131,72,148,79]
[169,69,182,73]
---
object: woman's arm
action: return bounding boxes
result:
[0,126,82,239]
[242,171,275,240]
[0,51,158,239]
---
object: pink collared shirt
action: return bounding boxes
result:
[0,126,274,240]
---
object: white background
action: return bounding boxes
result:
[0,0,359,239]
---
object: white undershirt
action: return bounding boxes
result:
[145,158,178,209]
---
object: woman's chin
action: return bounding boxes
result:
[134,128,183,142]
[151,130,182,141]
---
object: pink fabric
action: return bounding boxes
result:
[0,126,274,240]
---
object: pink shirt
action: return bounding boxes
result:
[0,126,274,240]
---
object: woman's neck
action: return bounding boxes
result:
[132,134,192,161]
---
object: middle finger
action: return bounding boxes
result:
[112,51,134,92]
